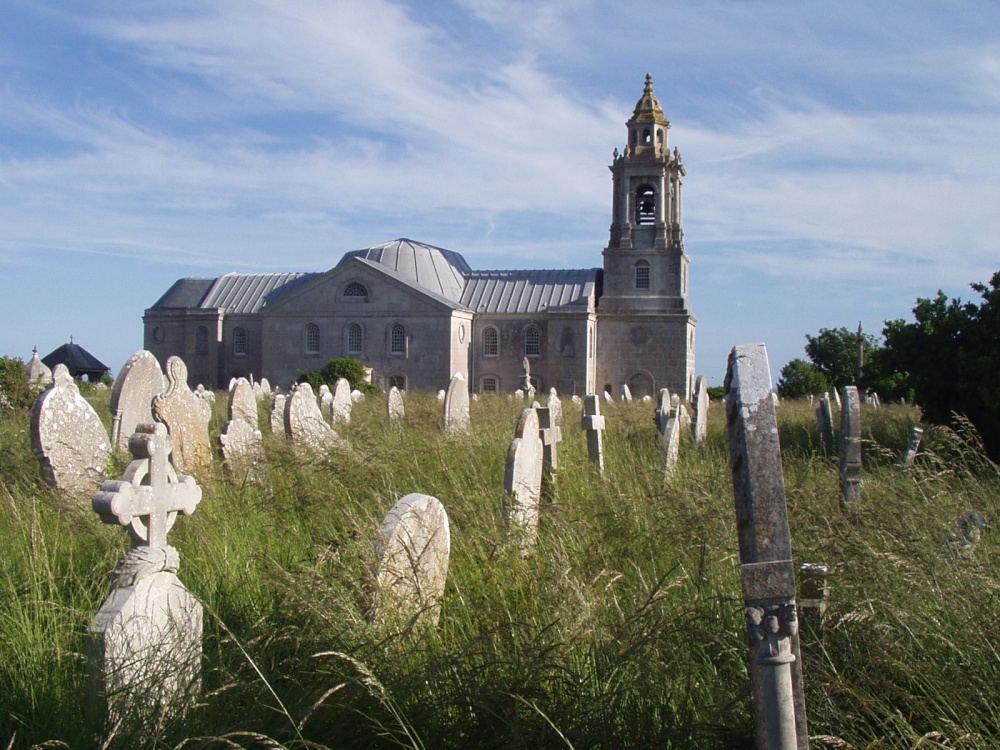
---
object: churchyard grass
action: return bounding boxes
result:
[2,391,1000,748]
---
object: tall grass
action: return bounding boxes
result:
[1,391,999,748]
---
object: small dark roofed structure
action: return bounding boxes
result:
[42,340,110,382]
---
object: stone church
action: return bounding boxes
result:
[144,75,696,399]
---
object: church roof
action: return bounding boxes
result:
[149,273,318,314]
[630,73,669,126]
[341,238,471,301]
[41,342,109,376]
[461,268,597,314]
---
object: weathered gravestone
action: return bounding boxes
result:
[603,390,613,404]
[152,357,212,477]
[351,389,364,403]
[655,388,671,436]
[285,383,346,454]
[546,388,562,427]
[443,373,470,434]
[621,383,633,403]
[901,425,923,470]
[31,364,111,497]
[725,343,808,750]
[331,377,352,424]
[692,375,709,447]
[270,394,286,434]
[194,384,215,404]
[537,405,561,495]
[816,393,835,454]
[662,404,681,480]
[318,384,333,420]
[582,394,606,474]
[228,377,257,427]
[513,388,524,399]
[219,419,264,481]
[110,350,165,451]
[570,394,582,406]
[839,385,861,508]
[258,378,271,398]
[366,493,450,629]
[436,389,446,402]
[832,388,841,409]
[503,407,544,542]
[89,422,203,727]
[677,403,691,438]
[387,385,405,425]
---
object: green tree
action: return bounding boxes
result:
[297,357,380,394]
[804,326,878,389]
[882,271,1000,460]
[0,356,32,413]
[776,358,831,398]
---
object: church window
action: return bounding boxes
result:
[347,323,363,354]
[233,327,248,356]
[635,260,650,290]
[390,323,406,356]
[524,325,541,358]
[195,326,209,355]
[635,184,655,225]
[305,323,320,354]
[657,129,664,145]
[483,326,498,357]
[388,374,406,391]
[343,282,369,299]
[642,128,651,145]
[481,376,498,393]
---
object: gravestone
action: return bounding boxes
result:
[816,393,835,454]
[546,388,563,427]
[228,377,237,392]
[518,357,535,401]
[26,346,53,388]
[570,394,582,406]
[367,493,450,629]
[724,343,809,750]
[839,386,861,507]
[331,378,352,424]
[603,390,613,404]
[537,405,561,494]
[319,384,333,420]
[89,422,203,727]
[503,407,544,541]
[228,378,258,427]
[655,388,671,436]
[252,382,263,400]
[437,389,446,402]
[387,385,405,425]
[901,426,923,469]
[219,419,264,481]
[31,364,111,497]
[692,375,709,447]
[258,378,271,398]
[582,395,606,474]
[285,383,347,454]
[152,357,212,477]
[621,383,633,403]
[662,405,681,480]
[677,403,691,435]
[832,388,841,409]
[443,373,470,434]
[270,394,286,434]
[194,385,215,403]
[513,388,524,399]
[110,350,165,451]
[351,389,364,403]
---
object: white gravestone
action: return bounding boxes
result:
[663,405,682,480]
[692,375,709,447]
[621,383,633,403]
[228,377,258,427]
[503,408,544,542]
[31,364,110,497]
[110,350,165,451]
[546,388,562,427]
[443,373,470,434]
[367,493,450,629]
[285,383,346,454]
[839,386,862,507]
[270,394,286,434]
[152,357,212,477]
[537,406,561,497]
[655,388,671,436]
[89,423,203,726]
[331,378,352,424]
[582,395,606,474]
[219,419,264,481]
[902,426,923,469]
[387,385,405,425]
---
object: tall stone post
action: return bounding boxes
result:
[725,344,808,750]
[839,386,861,507]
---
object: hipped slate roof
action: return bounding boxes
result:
[149,239,597,316]
[42,342,109,376]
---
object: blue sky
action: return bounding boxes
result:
[2,1,998,387]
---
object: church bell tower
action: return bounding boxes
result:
[596,74,696,399]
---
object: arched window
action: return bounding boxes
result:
[642,127,651,145]
[524,325,541,358]
[635,184,655,225]
[195,326,209,355]
[482,326,499,357]
[388,374,406,391]
[347,323,363,354]
[390,323,406,355]
[304,323,320,354]
[343,282,369,299]
[233,327,248,356]
[657,128,664,145]
[481,376,498,393]
[635,260,650,290]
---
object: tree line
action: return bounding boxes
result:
[777,270,1000,461]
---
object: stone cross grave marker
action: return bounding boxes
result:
[725,343,809,750]
[31,364,111,498]
[285,382,346,454]
[582,394,605,474]
[443,372,470,434]
[839,385,861,508]
[152,357,212,477]
[537,405,561,495]
[110,350,165,451]
[366,493,450,629]
[546,388,562,427]
[503,407,544,542]
[228,377,258,426]
[692,375,709,447]
[902,426,923,470]
[270,394,286,434]
[89,422,203,725]
[331,377,352,424]
[387,385,405,425]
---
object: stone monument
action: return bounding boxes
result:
[110,350,165,451]
[152,357,212,477]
